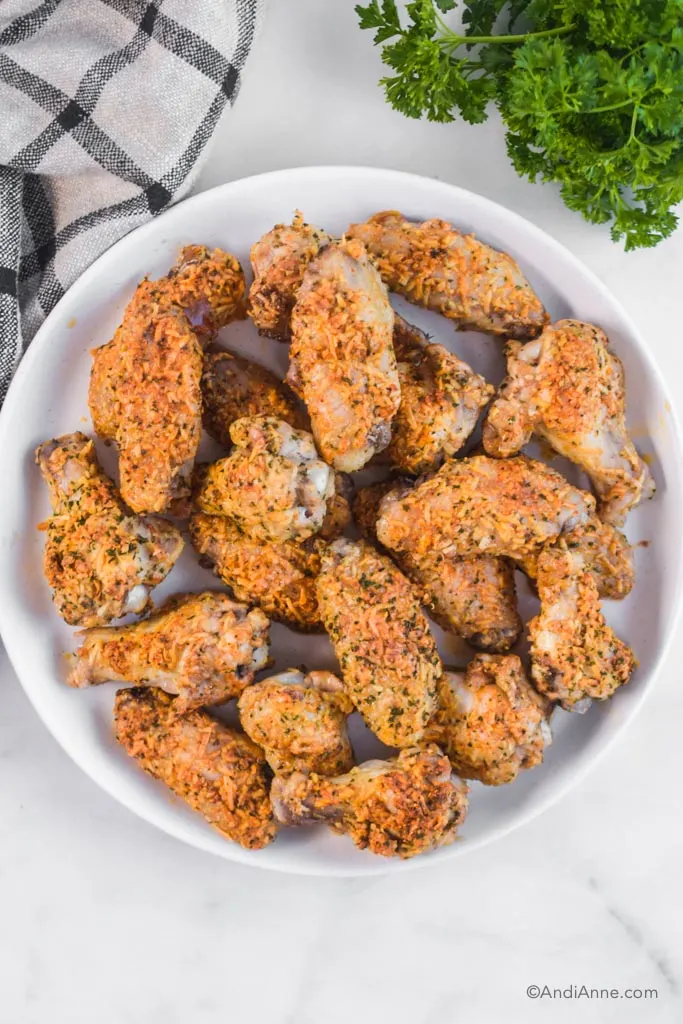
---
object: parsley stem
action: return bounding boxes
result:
[435,16,574,47]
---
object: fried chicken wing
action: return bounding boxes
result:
[288,238,400,471]
[347,211,547,339]
[68,592,270,714]
[316,538,441,747]
[195,416,334,543]
[238,669,354,776]
[377,454,595,568]
[387,316,494,475]
[36,433,183,627]
[115,687,276,849]
[271,745,468,859]
[426,655,552,786]
[483,320,654,524]
[249,211,330,340]
[201,348,307,448]
[89,304,203,514]
[528,543,635,712]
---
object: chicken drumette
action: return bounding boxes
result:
[238,669,354,776]
[68,592,270,713]
[347,211,547,339]
[115,687,276,849]
[36,433,183,627]
[195,416,334,544]
[426,655,552,786]
[288,238,400,471]
[483,320,654,525]
[249,211,330,340]
[316,538,441,747]
[271,745,468,859]
[528,543,635,712]
[387,316,494,476]
[354,479,521,652]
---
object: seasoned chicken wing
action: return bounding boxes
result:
[89,303,203,514]
[377,454,595,567]
[115,687,276,849]
[483,320,654,524]
[387,316,494,475]
[316,538,441,747]
[238,669,354,776]
[347,211,547,339]
[354,480,521,652]
[520,515,634,600]
[271,745,468,859]
[288,238,400,471]
[249,211,330,340]
[36,433,183,627]
[68,592,270,714]
[426,655,552,786]
[528,543,635,712]
[195,416,334,543]
[189,510,325,631]
[201,347,307,448]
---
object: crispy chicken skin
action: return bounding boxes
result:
[195,416,334,544]
[68,592,270,714]
[387,316,494,475]
[288,238,400,472]
[249,211,330,340]
[36,433,183,627]
[271,745,468,859]
[238,669,354,776]
[114,688,276,849]
[189,510,326,632]
[377,454,595,567]
[528,544,635,712]
[201,348,307,448]
[316,538,441,747]
[483,320,654,525]
[520,515,634,600]
[347,211,547,339]
[426,656,552,786]
[90,304,203,514]
[354,480,521,652]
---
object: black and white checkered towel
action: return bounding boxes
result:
[0,0,264,402]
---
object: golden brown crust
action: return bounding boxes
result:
[115,687,276,849]
[347,211,547,338]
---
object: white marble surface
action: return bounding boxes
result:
[3,2,683,1021]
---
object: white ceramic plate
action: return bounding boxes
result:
[1,167,681,876]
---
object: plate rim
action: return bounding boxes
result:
[2,164,683,876]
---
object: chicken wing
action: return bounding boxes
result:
[249,211,330,340]
[68,592,270,714]
[271,745,468,859]
[426,655,552,786]
[189,510,325,632]
[528,543,635,712]
[89,303,203,514]
[201,347,307,448]
[195,416,334,544]
[316,538,441,747]
[483,320,654,525]
[376,454,595,567]
[347,211,547,339]
[354,480,522,652]
[36,433,183,627]
[387,316,494,475]
[288,238,400,471]
[238,669,354,776]
[115,687,276,849]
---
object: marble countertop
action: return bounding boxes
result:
[3,3,682,1022]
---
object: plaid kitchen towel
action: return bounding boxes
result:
[0,0,264,402]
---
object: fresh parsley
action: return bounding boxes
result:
[355,0,683,249]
